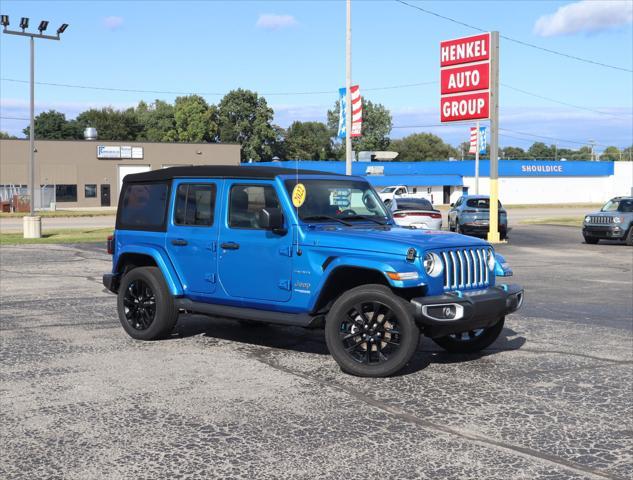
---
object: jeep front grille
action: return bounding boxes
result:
[588,216,613,224]
[440,248,490,290]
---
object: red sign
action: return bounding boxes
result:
[441,63,489,95]
[440,33,490,67]
[441,92,489,122]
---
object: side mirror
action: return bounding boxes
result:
[258,207,286,234]
[450,203,454,207]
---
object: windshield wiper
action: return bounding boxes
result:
[302,215,352,226]
[343,214,388,225]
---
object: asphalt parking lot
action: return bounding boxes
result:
[1,224,631,480]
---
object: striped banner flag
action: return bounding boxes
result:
[337,85,362,138]
[469,127,478,154]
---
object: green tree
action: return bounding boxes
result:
[75,107,142,141]
[600,146,621,161]
[389,133,459,161]
[217,89,277,162]
[173,95,218,143]
[622,145,633,161]
[136,100,177,142]
[23,110,80,139]
[0,131,17,139]
[527,142,555,159]
[501,146,526,159]
[284,121,333,160]
[569,146,593,161]
[326,98,392,156]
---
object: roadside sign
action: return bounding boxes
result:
[440,33,491,123]
[441,91,489,122]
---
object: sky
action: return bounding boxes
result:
[1,0,632,153]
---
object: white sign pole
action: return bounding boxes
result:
[487,31,501,243]
[475,120,480,195]
[345,0,352,175]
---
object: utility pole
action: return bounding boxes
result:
[474,120,480,195]
[487,31,500,243]
[345,0,352,175]
[589,139,596,161]
[1,15,68,238]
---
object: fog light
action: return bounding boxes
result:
[442,306,456,319]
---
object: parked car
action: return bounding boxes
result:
[378,185,433,206]
[390,197,442,230]
[103,166,522,377]
[448,195,508,239]
[582,196,633,245]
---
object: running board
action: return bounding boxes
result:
[175,298,321,328]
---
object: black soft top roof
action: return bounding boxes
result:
[123,165,344,183]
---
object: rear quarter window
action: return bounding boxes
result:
[117,182,170,231]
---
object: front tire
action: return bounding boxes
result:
[583,235,599,245]
[117,266,178,340]
[626,226,633,246]
[432,317,505,353]
[324,285,420,377]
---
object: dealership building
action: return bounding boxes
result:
[0,139,240,208]
[0,138,631,208]
[255,160,633,205]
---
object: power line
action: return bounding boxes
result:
[394,0,633,73]
[499,128,611,147]
[501,84,632,119]
[0,116,30,121]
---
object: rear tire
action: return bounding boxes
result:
[325,285,419,377]
[432,317,505,353]
[117,266,178,340]
[584,235,599,245]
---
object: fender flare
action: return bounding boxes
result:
[309,255,425,312]
[115,244,184,296]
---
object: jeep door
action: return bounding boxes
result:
[217,181,293,302]
[165,180,220,295]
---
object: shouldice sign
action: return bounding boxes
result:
[440,33,491,122]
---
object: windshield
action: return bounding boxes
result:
[602,199,633,212]
[466,198,503,209]
[285,179,390,222]
[381,187,396,193]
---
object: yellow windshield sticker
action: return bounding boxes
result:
[292,183,307,208]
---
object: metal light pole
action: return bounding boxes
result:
[345,0,352,175]
[474,120,480,195]
[1,15,68,237]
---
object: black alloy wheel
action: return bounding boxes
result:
[339,301,401,365]
[325,284,420,377]
[123,279,157,330]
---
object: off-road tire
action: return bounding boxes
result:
[324,284,420,377]
[584,235,599,245]
[117,266,178,340]
[626,226,633,246]
[432,317,505,353]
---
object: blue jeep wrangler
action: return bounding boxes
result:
[103,166,523,377]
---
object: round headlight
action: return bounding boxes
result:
[584,216,591,223]
[423,252,443,277]
[613,216,622,224]
[486,249,496,270]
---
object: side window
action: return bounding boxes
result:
[118,182,169,230]
[229,184,280,229]
[396,188,405,195]
[174,183,216,226]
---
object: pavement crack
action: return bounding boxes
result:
[248,347,625,480]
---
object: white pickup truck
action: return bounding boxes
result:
[378,185,433,205]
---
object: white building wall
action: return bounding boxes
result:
[462,165,632,205]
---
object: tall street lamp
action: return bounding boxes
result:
[1,15,68,238]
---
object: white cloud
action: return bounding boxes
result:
[103,16,124,31]
[534,0,633,37]
[256,14,298,31]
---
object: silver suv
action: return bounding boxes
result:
[582,197,633,245]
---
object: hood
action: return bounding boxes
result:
[303,224,489,255]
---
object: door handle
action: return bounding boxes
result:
[221,242,240,250]
[171,239,188,246]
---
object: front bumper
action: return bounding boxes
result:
[103,273,121,293]
[410,284,523,338]
[583,225,626,239]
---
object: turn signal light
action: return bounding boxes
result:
[107,234,115,255]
